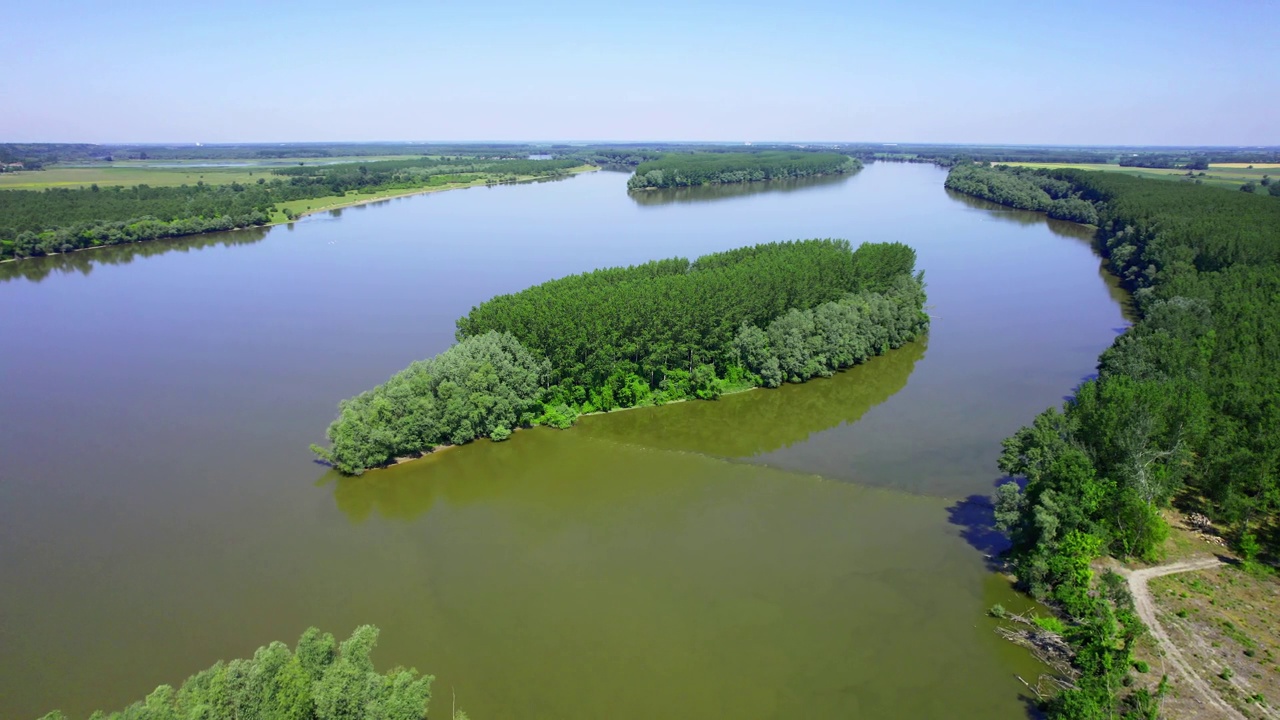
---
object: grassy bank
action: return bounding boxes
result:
[267,164,597,223]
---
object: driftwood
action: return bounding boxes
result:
[997,611,1079,684]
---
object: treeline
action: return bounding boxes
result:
[1117,154,1209,170]
[36,626,451,720]
[944,164,1100,223]
[953,164,1280,717]
[0,158,581,261]
[627,152,859,189]
[313,240,928,474]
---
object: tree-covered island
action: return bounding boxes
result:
[311,239,928,475]
[626,151,860,190]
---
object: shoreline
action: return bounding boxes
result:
[0,165,599,267]
[626,167,860,192]
[359,384,763,473]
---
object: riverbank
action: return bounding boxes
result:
[366,382,761,472]
[0,164,599,267]
[269,164,599,223]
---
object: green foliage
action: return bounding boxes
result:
[43,626,435,720]
[945,163,1100,224]
[312,331,549,474]
[1238,530,1261,562]
[537,403,579,429]
[1132,660,1149,673]
[0,157,579,260]
[627,151,859,189]
[974,163,1280,718]
[1033,614,1068,634]
[458,239,915,404]
[317,239,927,474]
[733,274,929,385]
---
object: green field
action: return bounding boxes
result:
[0,156,430,190]
[996,161,1274,189]
[0,166,271,189]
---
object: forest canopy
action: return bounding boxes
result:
[313,239,928,475]
[948,162,1280,718]
[627,152,860,189]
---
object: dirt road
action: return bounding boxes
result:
[1121,556,1248,720]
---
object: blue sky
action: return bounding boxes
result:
[4,0,1276,145]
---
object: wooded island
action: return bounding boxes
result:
[627,151,860,190]
[311,239,928,475]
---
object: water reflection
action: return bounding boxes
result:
[629,172,854,207]
[945,189,1134,319]
[576,338,924,458]
[331,339,924,523]
[0,227,271,284]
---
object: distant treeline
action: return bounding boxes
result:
[1117,154,1209,170]
[853,144,1280,168]
[950,163,1280,718]
[627,152,859,189]
[0,157,580,261]
[312,240,928,475]
[6,142,1279,171]
[36,626,450,720]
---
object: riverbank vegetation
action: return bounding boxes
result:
[0,157,582,261]
[312,239,928,475]
[626,152,859,189]
[951,163,1280,717]
[37,626,449,720]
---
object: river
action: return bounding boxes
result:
[0,164,1128,719]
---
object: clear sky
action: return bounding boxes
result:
[4,0,1276,145]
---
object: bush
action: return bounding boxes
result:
[1033,614,1067,634]
[311,331,548,474]
[490,425,512,442]
[539,403,579,430]
[1133,660,1150,673]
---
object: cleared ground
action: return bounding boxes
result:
[1123,512,1280,720]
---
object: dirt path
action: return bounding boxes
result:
[1119,556,1247,720]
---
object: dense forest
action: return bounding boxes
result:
[944,164,1101,223]
[312,239,928,475]
[0,157,581,260]
[36,626,451,720]
[949,163,1280,718]
[627,152,859,189]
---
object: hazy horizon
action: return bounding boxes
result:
[5,0,1277,146]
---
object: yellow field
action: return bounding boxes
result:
[1211,162,1280,169]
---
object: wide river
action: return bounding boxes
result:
[0,164,1128,719]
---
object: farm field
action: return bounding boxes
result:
[0,156,426,189]
[995,161,1275,189]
